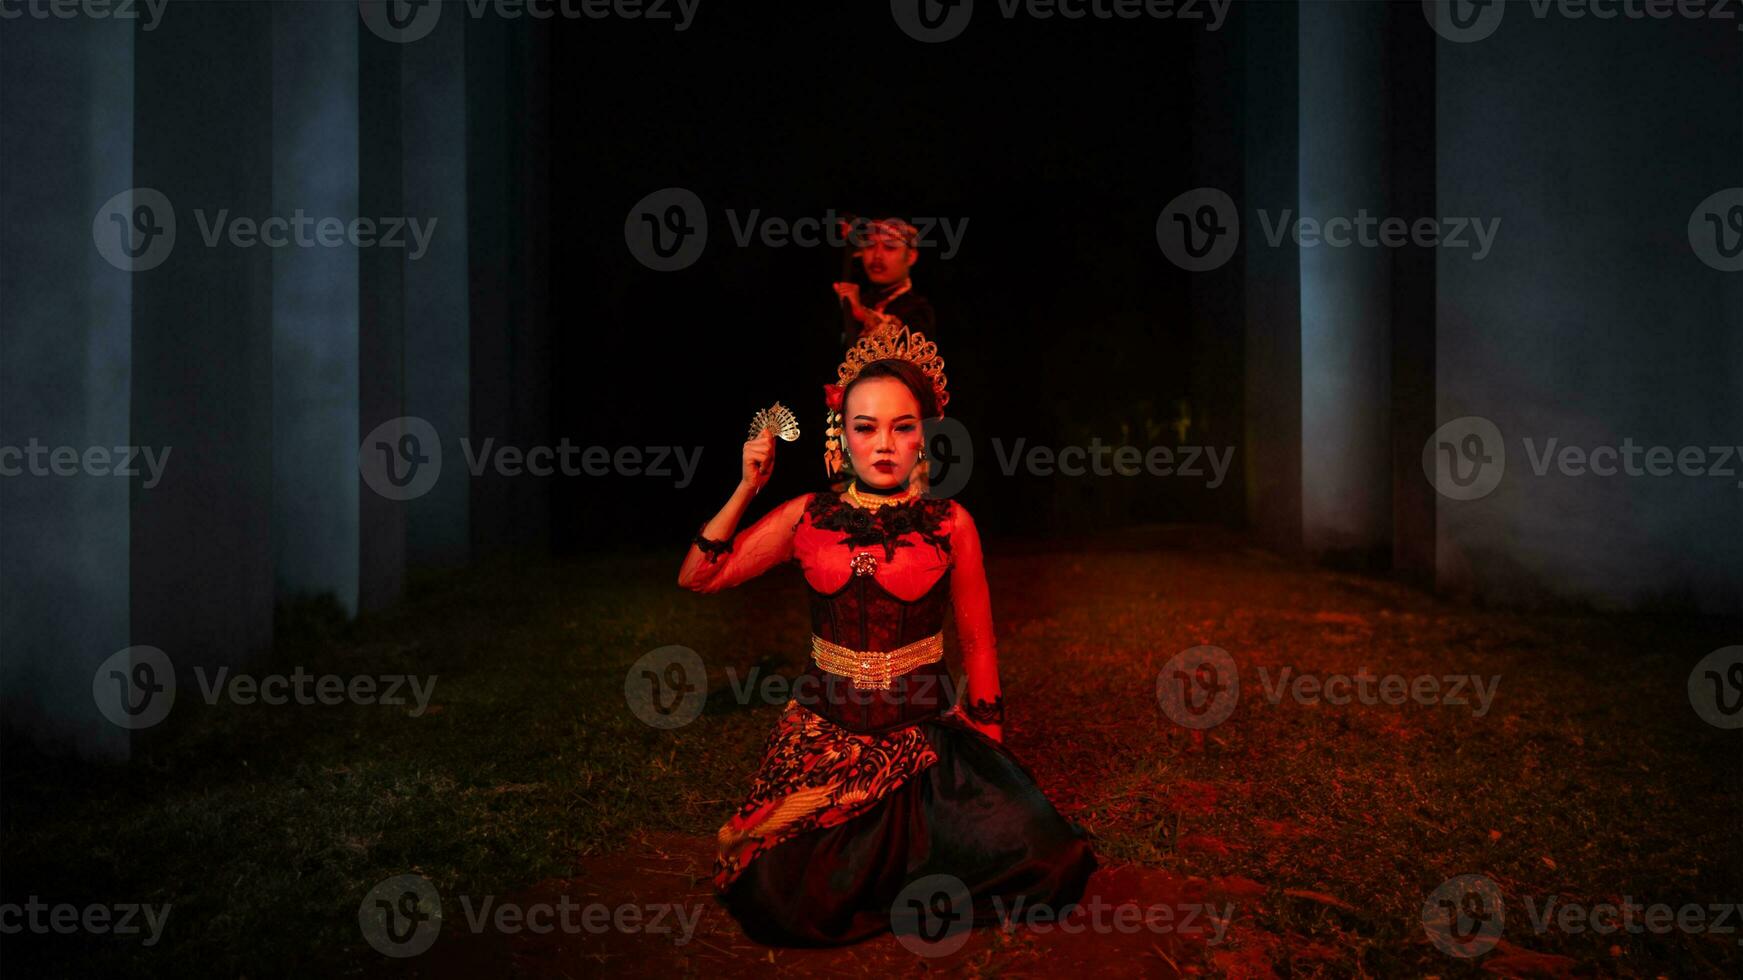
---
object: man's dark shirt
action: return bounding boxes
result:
[843,282,937,347]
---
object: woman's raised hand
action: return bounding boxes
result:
[741,428,776,494]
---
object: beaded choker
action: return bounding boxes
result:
[844,481,921,511]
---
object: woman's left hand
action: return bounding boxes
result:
[945,706,1002,744]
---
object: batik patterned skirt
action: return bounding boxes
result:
[713,698,1097,946]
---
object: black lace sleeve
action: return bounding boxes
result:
[692,527,733,563]
[963,694,1004,726]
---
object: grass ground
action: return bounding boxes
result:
[3,525,1739,977]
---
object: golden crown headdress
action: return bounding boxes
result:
[832,325,948,411]
[822,325,948,481]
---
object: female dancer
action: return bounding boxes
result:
[677,328,1096,946]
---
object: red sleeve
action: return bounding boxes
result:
[682,494,811,593]
[948,502,1002,708]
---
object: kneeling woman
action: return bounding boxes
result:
[677,329,1096,946]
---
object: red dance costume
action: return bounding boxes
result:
[686,488,1097,946]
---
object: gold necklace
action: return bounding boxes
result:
[844,481,919,510]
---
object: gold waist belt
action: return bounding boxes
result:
[810,632,944,690]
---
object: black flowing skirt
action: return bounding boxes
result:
[719,714,1098,946]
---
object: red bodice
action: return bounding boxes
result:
[684,491,1000,734]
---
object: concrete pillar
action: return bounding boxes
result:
[1242,0,1304,556]
[1298,0,1392,566]
[1387,2,1438,586]
[0,16,136,760]
[402,10,471,566]
[359,21,408,614]
[130,1,277,696]
[272,1,361,612]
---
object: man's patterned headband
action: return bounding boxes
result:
[854,217,919,249]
